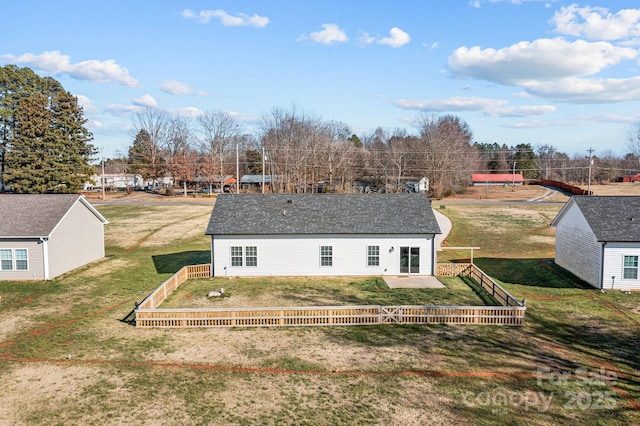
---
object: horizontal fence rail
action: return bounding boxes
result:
[134,262,525,328]
[135,305,525,328]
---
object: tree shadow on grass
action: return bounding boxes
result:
[152,250,210,274]
[474,257,591,289]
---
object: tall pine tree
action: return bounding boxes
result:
[1,65,95,193]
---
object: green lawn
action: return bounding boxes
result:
[0,202,638,425]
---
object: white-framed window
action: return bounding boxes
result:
[0,248,28,271]
[623,255,638,279]
[367,245,380,266]
[231,246,243,267]
[245,246,257,267]
[320,245,333,267]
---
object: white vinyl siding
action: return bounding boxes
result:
[602,243,640,291]
[554,201,601,287]
[47,199,106,279]
[212,234,435,277]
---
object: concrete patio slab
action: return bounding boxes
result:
[383,275,445,289]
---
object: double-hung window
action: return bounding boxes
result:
[320,246,333,267]
[367,245,380,266]
[0,249,28,271]
[245,246,257,267]
[231,246,243,267]
[623,255,638,279]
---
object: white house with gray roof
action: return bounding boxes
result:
[205,193,441,278]
[0,194,108,280]
[551,196,640,291]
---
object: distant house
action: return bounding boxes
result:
[551,196,640,291]
[205,194,441,277]
[404,177,429,193]
[239,174,272,191]
[0,194,108,280]
[616,172,640,183]
[472,173,524,186]
[85,173,143,190]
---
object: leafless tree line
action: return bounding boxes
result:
[121,106,640,196]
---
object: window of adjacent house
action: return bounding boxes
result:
[245,246,257,267]
[0,249,27,271]
[0,249,12,270]
[15,249,28,270]
[367,245,380,266]
[320,245,333,267]
[623,255,638,279]
[231,246,243,267]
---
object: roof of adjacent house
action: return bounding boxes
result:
[239,174,271,184]
[0,194,108,238]
[471,173,524,183]
[206,193,441,236]
[551,196,640,242]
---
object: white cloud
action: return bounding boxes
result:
[133,94,157,108]
[524,76,640,103]
[168,106,205,119]
[2,50,139,87]
[486,105,556,117]
[105,104,141,116]
[182,9,269,27]
[393,96,508,111]
[361,28,411,48]
[306,24,348,44]
[449,38,637,85]
[393,96,556,118]
[377,27,411,48]
[161,80,205,95]
[551,5,640,41]
[358,32,376,45]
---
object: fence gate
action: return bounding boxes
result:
[381,306,402,323]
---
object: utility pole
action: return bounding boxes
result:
[261,146,265,194]
[587,147,594,195]
[512,161,517,191]
[235,143,239,194]
[101,148,106,201]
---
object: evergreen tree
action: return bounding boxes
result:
[1,65,95,193]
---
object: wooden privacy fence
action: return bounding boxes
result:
[134,262,525,328]
[135,305,525,328]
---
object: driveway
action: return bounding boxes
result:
[433,208,452,251]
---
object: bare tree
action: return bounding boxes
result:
[166,115,196,196]
[628,123,640,170]
[198,111,240,192]
[130,107,169,188]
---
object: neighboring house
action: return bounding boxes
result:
[85,173,143,190]
[472,173,524,186]
[205,193,441,277]
[404,177,429,193]
[0,194,109,280]
[239,174,272,191]
[551,196,640,291]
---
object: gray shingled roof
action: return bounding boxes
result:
[562,196,640,242]
[0,194,107,238]
[206,193,441,235]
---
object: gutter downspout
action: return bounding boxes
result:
[40,237,50,280]
[210,237,215,278]
[599,242,606,289]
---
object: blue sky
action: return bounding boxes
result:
[3,0,640,158]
